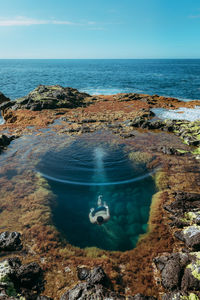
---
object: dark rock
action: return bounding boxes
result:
[0,92,10,105]
[157,146,179,155]
[181,260,200,291]
[162,292,182,300]
[0,231,22,251]
[161,260,181,290]
[174,226,200,250]
[87,267,108,285]
[13,262,44,291]
[36,296,53,300]
[154,253,190,291]
[77,267,90,281]
[164,192,200,214]
[13,85,91,111]
[0,101,15,112]
[132,294,157,300]
[60,282,125,300]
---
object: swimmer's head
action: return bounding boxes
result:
[97,216,104,225]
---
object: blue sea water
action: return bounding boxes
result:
[0,59,200,101]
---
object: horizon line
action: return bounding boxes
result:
[0,58,200,60]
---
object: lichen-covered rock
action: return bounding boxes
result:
[11,85,91,111]
[0,257,44,300]
[0,232,22,251]
[175,226,200,250]
[162,292,200,300]
[181,253,200,291]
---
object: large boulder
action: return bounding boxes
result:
[0,232,22,251]
[12,85,92,111]
[154,253,190,291]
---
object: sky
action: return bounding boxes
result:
[0,0,200,59]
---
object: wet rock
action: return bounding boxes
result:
[174,226,200,250]
[0,232,22,251]
[13,85,92,111]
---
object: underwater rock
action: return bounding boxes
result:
[11,85,92,111]
[0,232,22,251]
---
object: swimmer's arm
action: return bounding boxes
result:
[89,212,96,224]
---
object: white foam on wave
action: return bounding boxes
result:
[152,106,200,121]
[80,87,144,95]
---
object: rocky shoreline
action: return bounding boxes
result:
[0,85,200,299]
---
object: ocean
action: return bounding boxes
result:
[0,59,200,101]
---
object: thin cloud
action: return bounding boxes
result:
[189,14,200,19]
[0,16,78,26]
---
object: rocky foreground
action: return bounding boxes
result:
[0,85,200,299]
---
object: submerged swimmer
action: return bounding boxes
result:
[89,195,110,225]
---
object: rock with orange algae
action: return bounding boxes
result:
[10,85,92,111]
[0,231,22,251]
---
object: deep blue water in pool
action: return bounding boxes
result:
[0,59,200,101]
[37,138,156,251]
